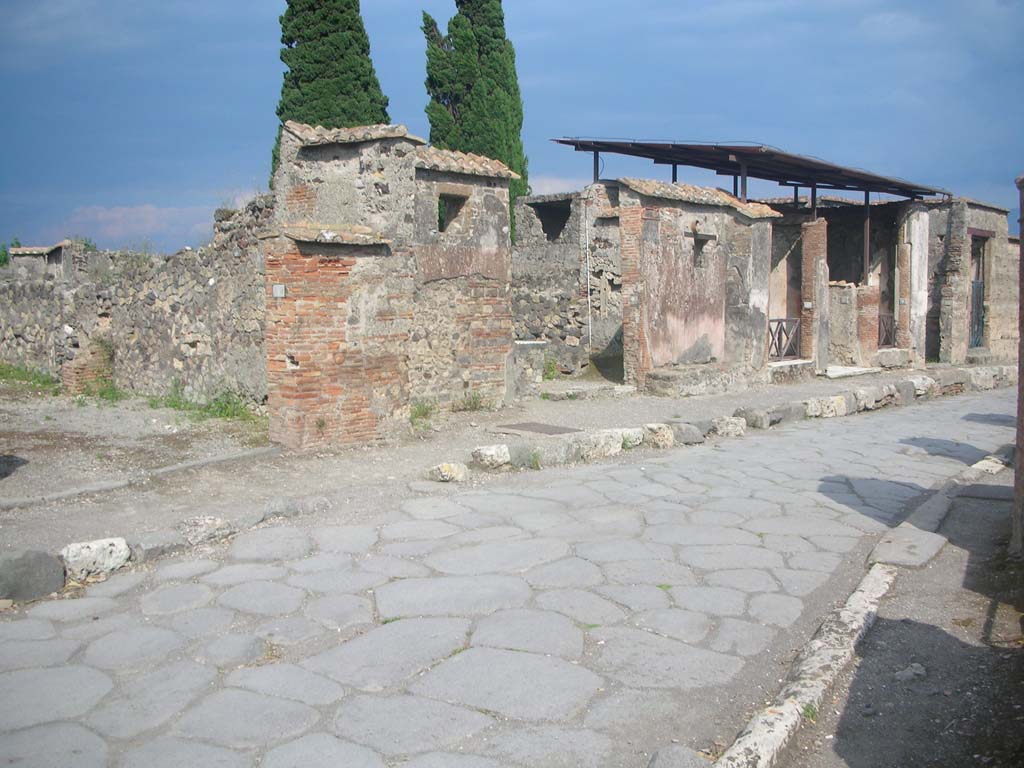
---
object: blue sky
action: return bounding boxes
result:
[1,0,1021,252]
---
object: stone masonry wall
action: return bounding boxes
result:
[0,199,271,402]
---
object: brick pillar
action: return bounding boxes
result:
[619,205,650,387]
[1012,175,1023,557]
[799,218,829,370]
[60,340,113,395]
[895,242,913,349]
[856,284,880,360]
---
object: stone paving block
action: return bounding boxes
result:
[141,583,215,615]
[426,538,568,575]
[379,540,445,557]
[84,626,186,671]
[305,595,374,631]
[772,568,830,597]
[472,608,583,658]
[748,593,804,627]
[583,687,684,734]
[203,563,288,587]
[333,694,493,756]
[381,520,461,541]
[523,557,604,588]
[27,597,117,622]
[411,647,603,721]
[377,576,530,619]
[400,498,471,520]
[154,558,219,582]
[677,545,785,570]
[170,607,236,639]
[709,618,776,656]
[85,660,216,739]
[303,618,469,690]
[0,666,113,730]
[536,588,627,625]
[592,627,743,688]
[174,689,319,748]
[479,724,615,768]
[61,613,138,642]
[602,559,696,587]
[635,609,712,643]
[358,555,432,579]
[201,633,267,667]
[0,723,108,768]
[287,571,388,595]
[255,616,324,647]
[86,571,147,598]
[576,539,673,562]
[649,744,712,767]
[460,493,566,518]
[218,581,306,616]
[705,569,780,593]
[787,551,843,572]
[508,509,572,531]
[312,526,379,553]
[402,754,501,768]
[0,617,55,642]
[742,517,862,538]
[263,733,384,768]
[0,638,79,671]
[761,534,817,554]
[686,509,745,527]
[596,585,672,611]
[286,553,353,573]
[227,664,347,706]
[229,526,312,561]
[447,525,524,547]
[120,737,251,768]
[645,524,761,547]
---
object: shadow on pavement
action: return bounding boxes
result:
[962,412,1017,428]
[813,486,1024,767]
[818,475,926,528]
[899,436,991,465]
[0,455,28,481]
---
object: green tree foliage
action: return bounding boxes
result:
[0,237,20,268]
[272,0,390,178]
[423,0,528,206]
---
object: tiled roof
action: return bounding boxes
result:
[9,240,71,257]
[414,146,520,180]
[923,196,1009,214]
[284,121,426,147]
[283,223,391,247]
[617,179,781,219]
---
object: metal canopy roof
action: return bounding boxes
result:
[553,138,949,199]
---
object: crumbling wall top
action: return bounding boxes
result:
[618,178,781,220]
[283,120,425,147]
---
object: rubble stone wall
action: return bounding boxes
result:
[0,199,271,403]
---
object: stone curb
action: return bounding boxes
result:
[707,563,899,768]
[0,446,281,511]
[667,447,1013,768]
[462,365,1017,475]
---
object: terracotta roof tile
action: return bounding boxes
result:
[618,178,780,219]
[284,121,425,147]
[414,146,520,180]
[9,240,71,257]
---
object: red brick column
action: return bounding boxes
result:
[60,341,113,394]
[799,218,828,365]
[856,284,880,359]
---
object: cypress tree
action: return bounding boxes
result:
[272,0,390,177]
[423,0,528,206]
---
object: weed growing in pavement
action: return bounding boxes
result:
[148,380,256,422]
[802,703,818,722]
[410,400,435,430]
[0,363,60,394]
[452,391,486,412]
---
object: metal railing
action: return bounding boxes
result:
[878,313,896,348]
[768,319,801,360]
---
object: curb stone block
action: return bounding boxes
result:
[894,379,916,406]
[710,417,746,437]
[0,550,66,601]
[907,375,937,397]
[427,463,468,483]
[471,444,512,469]
[734,407,770,429]
[670,422,705,445]
[60,538,131,581]
[804,395,848,419]
[622,428,646,449]
[770,402,806,425]
[643,424,674,449]
[571,430,624,462]
[128,530,187,563]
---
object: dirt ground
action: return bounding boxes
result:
[779,473,1024,768]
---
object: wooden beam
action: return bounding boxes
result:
[863,190,871,285]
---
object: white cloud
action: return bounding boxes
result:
[54,204,213,249]
[529,175,591,195]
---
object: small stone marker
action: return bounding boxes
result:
[471,444,511,469]
[427,463,468,483]
[61,538,131,581]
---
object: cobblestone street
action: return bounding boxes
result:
[0,389,1015,767]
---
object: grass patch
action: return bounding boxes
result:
[542,357,559,381]
[84,378,130,404]
[657,584,672,591]
[566,392,579,401]
[410,400,435,430]
[0,363,60,394]
[529,449,542,471]
[452,391,486,413]
[149,381,256,422]
[540,392,551,401]
[802,703,818,722]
